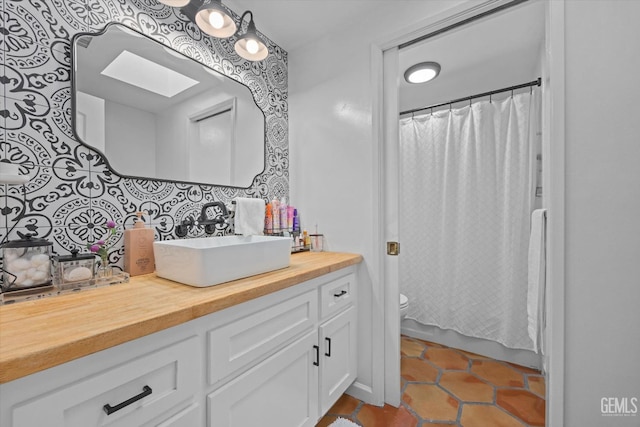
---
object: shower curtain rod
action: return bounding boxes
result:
[399,77,541,117]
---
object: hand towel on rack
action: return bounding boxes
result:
[527,208,547,353]
[234,198,265,236]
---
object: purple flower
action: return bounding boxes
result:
[106,220,116,229]
[96,240,105,246]
[90,244,101,253]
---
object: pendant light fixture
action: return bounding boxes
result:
[194,0,237,38]
[157,0,190,6]
[155,0,269,61]
[234,11,268,62]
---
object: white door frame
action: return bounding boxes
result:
[369,1,565,425]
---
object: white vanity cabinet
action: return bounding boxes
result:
[0,265,358,427]
[318,273,358,415]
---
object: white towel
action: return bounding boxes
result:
[527,209,547,354]
[234,198,265,236]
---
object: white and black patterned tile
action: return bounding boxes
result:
[87,194,126,268]
[3,44,71,112]
[264,55,287,91]
[1,0,288,254]
[266,116,287,149]
[3,129,52,168]
[94,0,190,42]
[266,175,288,201]
[5,113,91,167]
[0,100,7,159]
[2,1,86,69]
[5,225,84,257]
[9,165,91,228]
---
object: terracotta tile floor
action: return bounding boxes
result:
[316,336,545,427]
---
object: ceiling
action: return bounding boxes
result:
[223,0,394,52]
[398,0,545,112]
[222,0,545,112]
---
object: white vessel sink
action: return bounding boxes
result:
[153,235,291,287]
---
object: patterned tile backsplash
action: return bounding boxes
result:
[0,0,288,270]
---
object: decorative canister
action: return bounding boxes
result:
[52,249,95,287]
[1,235,53,291]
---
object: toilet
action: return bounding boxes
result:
[400,293,409,321]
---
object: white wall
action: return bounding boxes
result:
[75,91,105,152]
[155,86,263,186]
[291,0,640,420]
[288,0,464,402]
[563,2,640,425]
[105,101,156,177]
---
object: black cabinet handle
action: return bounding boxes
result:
[313,345,320,366]
[103,385,152,415]
[325,337,332,357]
[333,290,347,298]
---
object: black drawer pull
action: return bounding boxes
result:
[325,337,332,357]
[103,385,152,415]
[333,290,347,298]
[313,345,320,366]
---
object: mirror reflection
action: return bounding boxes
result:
[72,24,265,187]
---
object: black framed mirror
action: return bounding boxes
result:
[71,23,266,188]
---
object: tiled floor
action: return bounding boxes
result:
[316,336,545,427]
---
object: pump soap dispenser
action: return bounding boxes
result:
[124,211,155,276]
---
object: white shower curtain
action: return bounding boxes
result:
[399,90,539,350]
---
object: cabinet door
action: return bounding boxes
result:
[319,305,357,415]
[143,403,201,427]
[207,330,319,427]
[208,289,317,385]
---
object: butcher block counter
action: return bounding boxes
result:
[0,251,362,384]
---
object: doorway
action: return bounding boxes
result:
[375,1,564,424]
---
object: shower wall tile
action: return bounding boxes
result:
[0,0,288,260]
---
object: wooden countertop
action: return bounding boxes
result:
[0,251,362,384]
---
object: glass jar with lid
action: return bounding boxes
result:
[1,235,53,292]
[52,249,96,290]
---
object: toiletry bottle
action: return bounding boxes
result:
[292,209,300,233]
[271,198,280,232]
[265,204,273,234]
[279,197,288,233]
[303,229,310,249]
[287,206,294,231]
[124,211,155,276]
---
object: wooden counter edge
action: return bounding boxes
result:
[0,252,362,384]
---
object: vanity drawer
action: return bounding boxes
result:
[319,273,356,320]
[11,336,199,427]
[208,289,317,385]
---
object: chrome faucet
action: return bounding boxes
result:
[175,202,229,237]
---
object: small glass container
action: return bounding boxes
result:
[1,236,53,291]
[52,249,95,288]
[310,234,324,252]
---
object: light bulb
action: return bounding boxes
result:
[408,69,437,84]
[208,11,225,29]
[246,39,259,55]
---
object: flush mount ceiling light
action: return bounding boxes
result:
[195,0,237,38]
[404,62,441,84]
[156,0,269,62]
[234,11,268,62]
